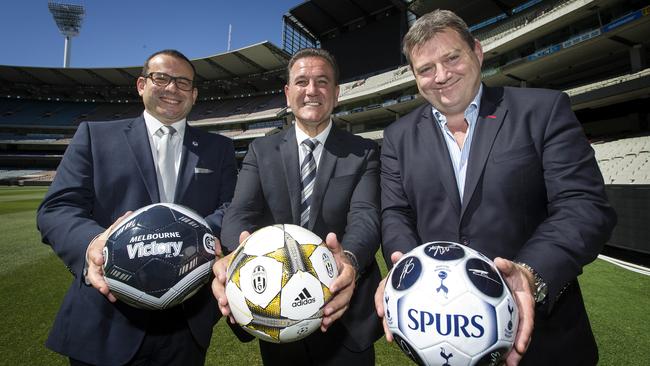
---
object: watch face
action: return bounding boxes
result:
[536,282,548,303]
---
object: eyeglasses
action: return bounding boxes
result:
[144,72,194,91]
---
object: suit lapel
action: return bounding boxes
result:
[308,127,338,231]
[461,86,506,218]
[175,124,200,203]
[419,107,462,215]
[124,116,159,203]
[279,126,302,225]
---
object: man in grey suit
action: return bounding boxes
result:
[374,10,616,365]
[37,49,237,365]
[212,48,382,365]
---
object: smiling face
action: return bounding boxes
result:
[409,28,483,117]
[137,54,197,125]
[285,56,340,137]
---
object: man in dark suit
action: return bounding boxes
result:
[37,49,237,365]
[374,10,616,365]
[211,48,382,365]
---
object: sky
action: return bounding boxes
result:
[0,0,304,68]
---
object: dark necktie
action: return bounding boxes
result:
[300,138,318,227]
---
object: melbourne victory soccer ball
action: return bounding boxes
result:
[383,241,518,366]
[103,203,216,310]
[225,224,339,343]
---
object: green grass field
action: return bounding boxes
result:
[1,186,648,365]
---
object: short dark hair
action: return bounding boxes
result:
[142,49,196,78]
[286,48,339,85]
[402,9,475,64]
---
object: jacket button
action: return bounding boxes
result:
[460,237,469,246]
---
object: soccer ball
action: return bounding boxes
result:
[103,203,216,310]
[225,224,339,343]
[383,241,518,366]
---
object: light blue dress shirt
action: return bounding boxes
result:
[432,84,483,202]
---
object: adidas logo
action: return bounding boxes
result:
[292,288,316,307]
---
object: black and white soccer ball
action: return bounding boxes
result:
[225,224,339,343]
[103,203,216,310]
[383,241,518,366]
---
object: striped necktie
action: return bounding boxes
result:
[300,138,318,227]
[156,125,177,203]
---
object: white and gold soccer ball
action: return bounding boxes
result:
[225,224,339,343]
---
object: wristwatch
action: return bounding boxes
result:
[516,262,548,304]
[343,250,361,280]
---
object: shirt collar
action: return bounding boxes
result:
[432,83,483,128]
[295,119,333,147]
[143,110,187,138]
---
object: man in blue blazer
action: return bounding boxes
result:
[212,48,382,365]
[374,10,616,365]
[37,50,237,365]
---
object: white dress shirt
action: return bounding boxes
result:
[295,119,333,169]
[143,110,186,201]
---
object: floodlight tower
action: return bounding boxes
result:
[48,1,85,68]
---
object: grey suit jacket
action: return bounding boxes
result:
[222,124,383,351]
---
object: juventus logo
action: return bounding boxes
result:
[252,265,267,294]
[323,252,334,278]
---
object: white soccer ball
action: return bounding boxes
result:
[225,224,339,343]
[103,203,216,310]
[383,241,518,366]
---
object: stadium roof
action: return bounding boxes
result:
[287,0,534,37]
[408,0,533,26]
[0,42,290,101]
[287,0,407,37]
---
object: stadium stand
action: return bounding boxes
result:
[14,170,57,186]
[0,169,57,185]
[0,0,648,256]
[76,103,142,123]
[234,126,281,140]
[2,0,646,146]
[1,4,648,184]
[0,169,45,181]
[190,94,286,125]
[338,65,413,101]
[0,101,91,127]
[476,0,573,46]
[593,136,650,184]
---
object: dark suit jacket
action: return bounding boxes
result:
[381,86,616,365]
[221,124,383,352]
[37,116,237,365]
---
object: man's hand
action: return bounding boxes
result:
[213,236,223,258]
[374,251,403,342]
[211,231,250,323]
[85,212,131,302]
[321,233,356,332]
[494,257,536,366]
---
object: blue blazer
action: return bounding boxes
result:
[221,125,383,352]
[380,86,616,365]
[37,116,237,365]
